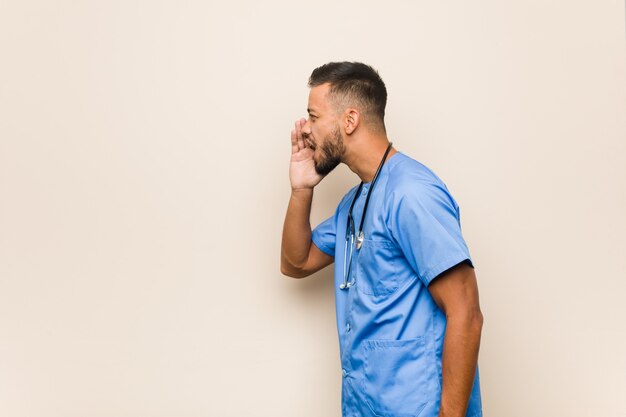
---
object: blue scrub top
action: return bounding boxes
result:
[312,152,482,417]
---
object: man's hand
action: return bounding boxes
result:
[290,118,323,191]
[281,118,334,278]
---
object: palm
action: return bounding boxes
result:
[290,119,323,189]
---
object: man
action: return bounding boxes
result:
[281,62,483,417]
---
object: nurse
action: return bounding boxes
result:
[281,62,484,417]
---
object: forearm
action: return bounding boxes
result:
[438,311,483,417]
[281,188,314,272]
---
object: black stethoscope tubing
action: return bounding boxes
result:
[347,141,394,246]
[341,142,393,289]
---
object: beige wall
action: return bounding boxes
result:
[1,1,625,416]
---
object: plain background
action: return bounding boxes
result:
[1,1,625,416]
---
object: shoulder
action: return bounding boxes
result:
[386,154,456,205]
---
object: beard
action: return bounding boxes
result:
[314,127,344,176]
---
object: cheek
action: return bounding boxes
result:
[311,125,329,141]
[311,120,328,137]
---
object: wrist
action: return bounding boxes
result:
[291,187,314,194]
[438,404,464,417]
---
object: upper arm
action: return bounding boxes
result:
[282,242,333,278]
[300,212,336,276]
[299,242,334,277]
[428,261,481,316]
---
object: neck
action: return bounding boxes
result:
[343,135,397,183]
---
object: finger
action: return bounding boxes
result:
[295,119,305,151]
[291,129,299,154]
[301,119,313,149]
[293,120,302,152]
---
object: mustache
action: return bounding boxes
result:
[303,135,316,150]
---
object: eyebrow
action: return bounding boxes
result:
[307,108,318,115]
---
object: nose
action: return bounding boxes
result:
[302,118,312,137]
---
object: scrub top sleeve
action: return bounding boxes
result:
[388,181,474,287]
[311,214,336,257]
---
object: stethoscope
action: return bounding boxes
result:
[340,142,393,290]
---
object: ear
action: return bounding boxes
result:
[344,108,360,135]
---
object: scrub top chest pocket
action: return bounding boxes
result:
[355,238,402,297]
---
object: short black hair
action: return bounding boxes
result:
[308,62,387,124]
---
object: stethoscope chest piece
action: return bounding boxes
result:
[355,231,364,250]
